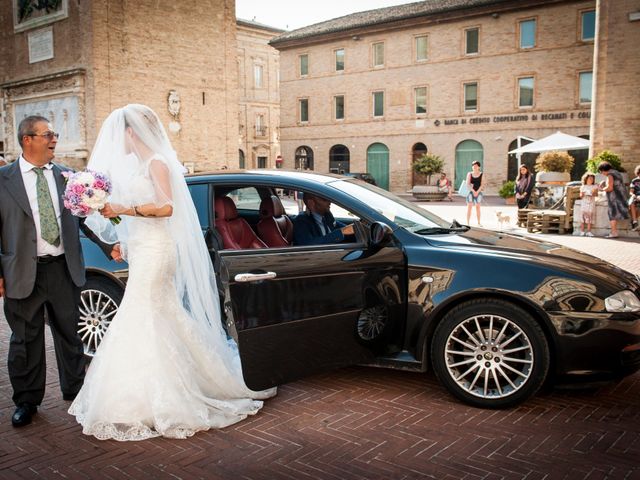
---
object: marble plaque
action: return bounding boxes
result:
[28,27,54,63]
[15,96,81,146]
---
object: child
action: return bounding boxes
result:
[579,172,598,236]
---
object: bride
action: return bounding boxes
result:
[68,104,275,441]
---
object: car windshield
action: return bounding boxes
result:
[329,179,451,232]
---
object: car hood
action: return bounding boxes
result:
[422,228,639,290]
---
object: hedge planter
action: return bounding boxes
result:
[536,171,570,185]
[412,185,447,201]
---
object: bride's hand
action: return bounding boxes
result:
[100,203,120,218]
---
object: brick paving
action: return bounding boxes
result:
[1,200,640,479]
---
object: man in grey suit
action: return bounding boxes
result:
[0,116,121,427]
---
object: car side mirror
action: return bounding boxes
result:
[370,221,393,248]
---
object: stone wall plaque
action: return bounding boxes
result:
[14,96,81,147]
[28,27,54,63]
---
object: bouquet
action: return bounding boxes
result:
[62,170,121,225]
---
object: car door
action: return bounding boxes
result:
[218,188,406,391]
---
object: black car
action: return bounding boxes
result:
[342,172,377,185]
[79,170,640,408]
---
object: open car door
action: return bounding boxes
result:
[220,234,405,390]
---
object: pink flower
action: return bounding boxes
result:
[70,183,86,195]
[93,179,106,190]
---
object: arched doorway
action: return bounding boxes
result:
[367,143,390,190]
[329,145,350,174]
[295,146,314,170]
[411,142,428,185]
[507,139,536,180]
[239,149,245,169]
[455,140,483,186]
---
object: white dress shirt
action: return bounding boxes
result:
[19,156,65,256]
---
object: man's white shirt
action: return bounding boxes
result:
[19,156,65,256]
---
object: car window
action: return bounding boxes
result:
[187,183,209,228]
[330,179,448,231]
[227,187,261,212]
[215,185,362,251]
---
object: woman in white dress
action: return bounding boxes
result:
[69,104,275,441]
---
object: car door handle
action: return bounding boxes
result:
[234,272,277,282]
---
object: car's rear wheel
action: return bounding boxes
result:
[431,299,550,408]
[78,277,123,356]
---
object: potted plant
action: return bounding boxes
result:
[534,150,574,184]
[586,150,624,173]
[411,153,447,201]
[499,180,516,205]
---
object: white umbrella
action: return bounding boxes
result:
[508,131,590,154]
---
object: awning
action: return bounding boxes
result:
[509,131,590,154]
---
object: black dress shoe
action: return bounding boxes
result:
[62,393,77,401]
[11,404,37,427]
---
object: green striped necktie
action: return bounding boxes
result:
[33,167,60,247]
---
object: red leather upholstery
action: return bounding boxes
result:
[214,196,266,250]
[257,195,293,248]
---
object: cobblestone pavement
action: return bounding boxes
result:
[1,199,639,480]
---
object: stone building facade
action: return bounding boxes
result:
[236,19,283,170]
[590,0,640,169]
[0,0,238,170]
[271,0,597,192]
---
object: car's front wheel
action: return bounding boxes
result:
[78,277,123,356]
[431,299,550,408]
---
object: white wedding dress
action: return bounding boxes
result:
[69,163,275,441]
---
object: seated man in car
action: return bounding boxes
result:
[293,192,354,245]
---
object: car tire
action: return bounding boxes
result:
[431,299,550,409]
[78,276,124,357]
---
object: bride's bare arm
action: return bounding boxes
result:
[101,159,174,218]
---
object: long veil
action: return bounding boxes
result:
[85,104,270,398]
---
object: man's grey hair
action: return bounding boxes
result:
[17,115,49,148]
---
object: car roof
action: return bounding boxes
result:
[185,169,345,185]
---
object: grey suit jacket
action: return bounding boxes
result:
[0,160,114,299]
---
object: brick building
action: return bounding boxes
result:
[271,0,599,192]
[590,0,640,167]
[0,0,239,170]
[237,19,283,170]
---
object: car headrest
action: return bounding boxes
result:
[259,195,285,218]
[214,196,238,221]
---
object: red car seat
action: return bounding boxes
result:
[257,195,293,247]
[214,196,266,250]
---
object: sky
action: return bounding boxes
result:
[235,0,416,31]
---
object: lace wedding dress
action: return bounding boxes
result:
[69,163,275,441]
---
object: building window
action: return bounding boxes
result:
[581,10,596,41]
[334,95,345,120]
[299,98,309,122]
[257,156,267,168]
[254,64,263,88]
[579,71,593,103]
[519,19,536,49]
[518,77,534,107]
[335,48,345,71]
[373,91,384,117]
[415,87,427,114]
[465,28,479,55]
[255,114,266,136]
[464,82,477,111]
[299,54,308,76]
[415,35,428,61]
[372,42,384,67]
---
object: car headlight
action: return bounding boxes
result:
[605,290,640,312]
